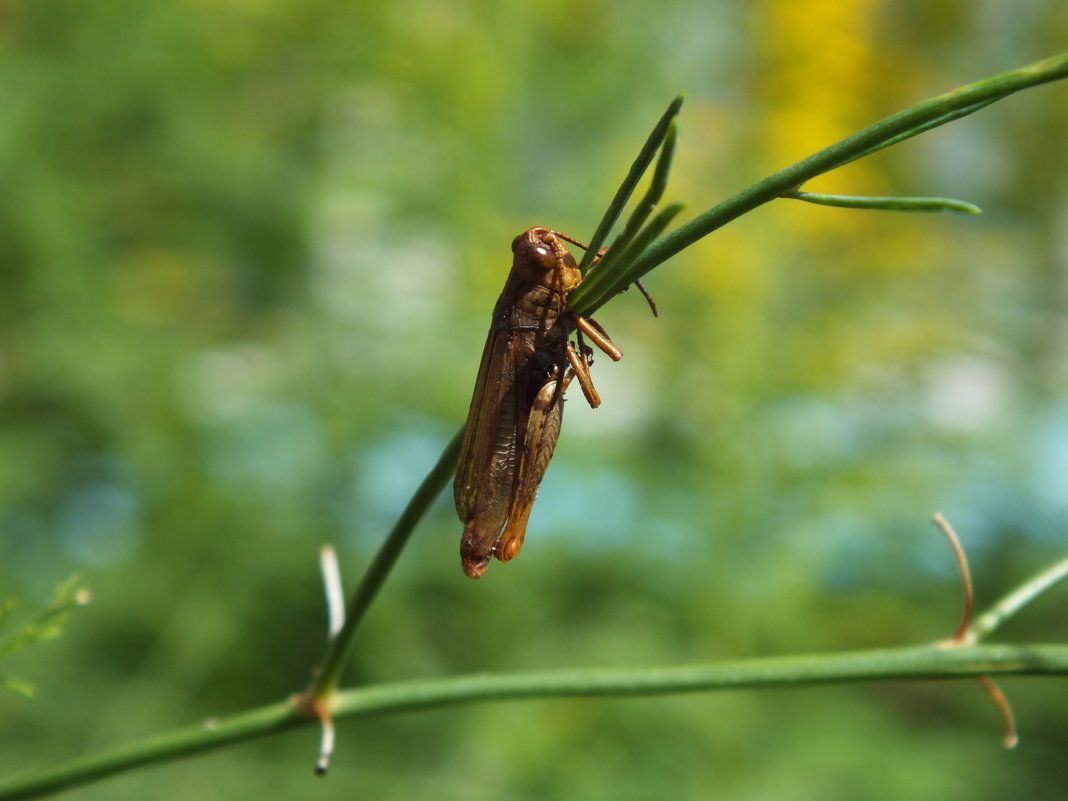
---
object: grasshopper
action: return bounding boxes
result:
[453,227,622,578]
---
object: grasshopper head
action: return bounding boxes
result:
[511,227,582,293]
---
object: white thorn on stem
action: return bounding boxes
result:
[320,545,345,639]
[315,714,336,775]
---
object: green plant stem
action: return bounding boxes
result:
[0,700,302,801]
[968,555,1068,643]
[0,575,88,660]
[573,201,687,315]
[583,118,679,279]
[2,642,1065,800]
[577,95,685,274]
[582,52,1068,311]
[783,191,981,214]
[310,428,464,701]
[330,643,1068,713]
[607,202,687,298]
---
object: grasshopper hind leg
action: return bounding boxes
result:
[495,371,568,564]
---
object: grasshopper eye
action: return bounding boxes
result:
[511,234,523,253]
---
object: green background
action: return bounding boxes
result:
[2,1,1067,798]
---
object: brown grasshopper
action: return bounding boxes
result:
[453,227,622,578]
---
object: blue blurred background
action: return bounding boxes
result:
[1,1,1067,798]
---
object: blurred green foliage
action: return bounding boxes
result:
[1,0,1067,799]
[0,574,88,697]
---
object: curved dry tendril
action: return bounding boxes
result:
[932,513,974,644]
[932,512,1017,749]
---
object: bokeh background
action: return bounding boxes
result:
[2,1,1067,799]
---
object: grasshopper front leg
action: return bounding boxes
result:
[565,340,601,409]
[573,314,622,362]
[565,313,622,409]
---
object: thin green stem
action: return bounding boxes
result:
[571,201,686,316]
[582,118,679,281]
[608,52,1068,297]
[3,643,1066,800]
[0,700,302,801]
[330,644,1068,716]
[0,575,89,661]
[310,428,464,700]
[577,95,685,274]
[570,121,681,313]
[783,191,981,215]
[840,96,1005,167]
[968,554,1068,643]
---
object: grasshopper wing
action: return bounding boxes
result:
[455,324,523,578]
